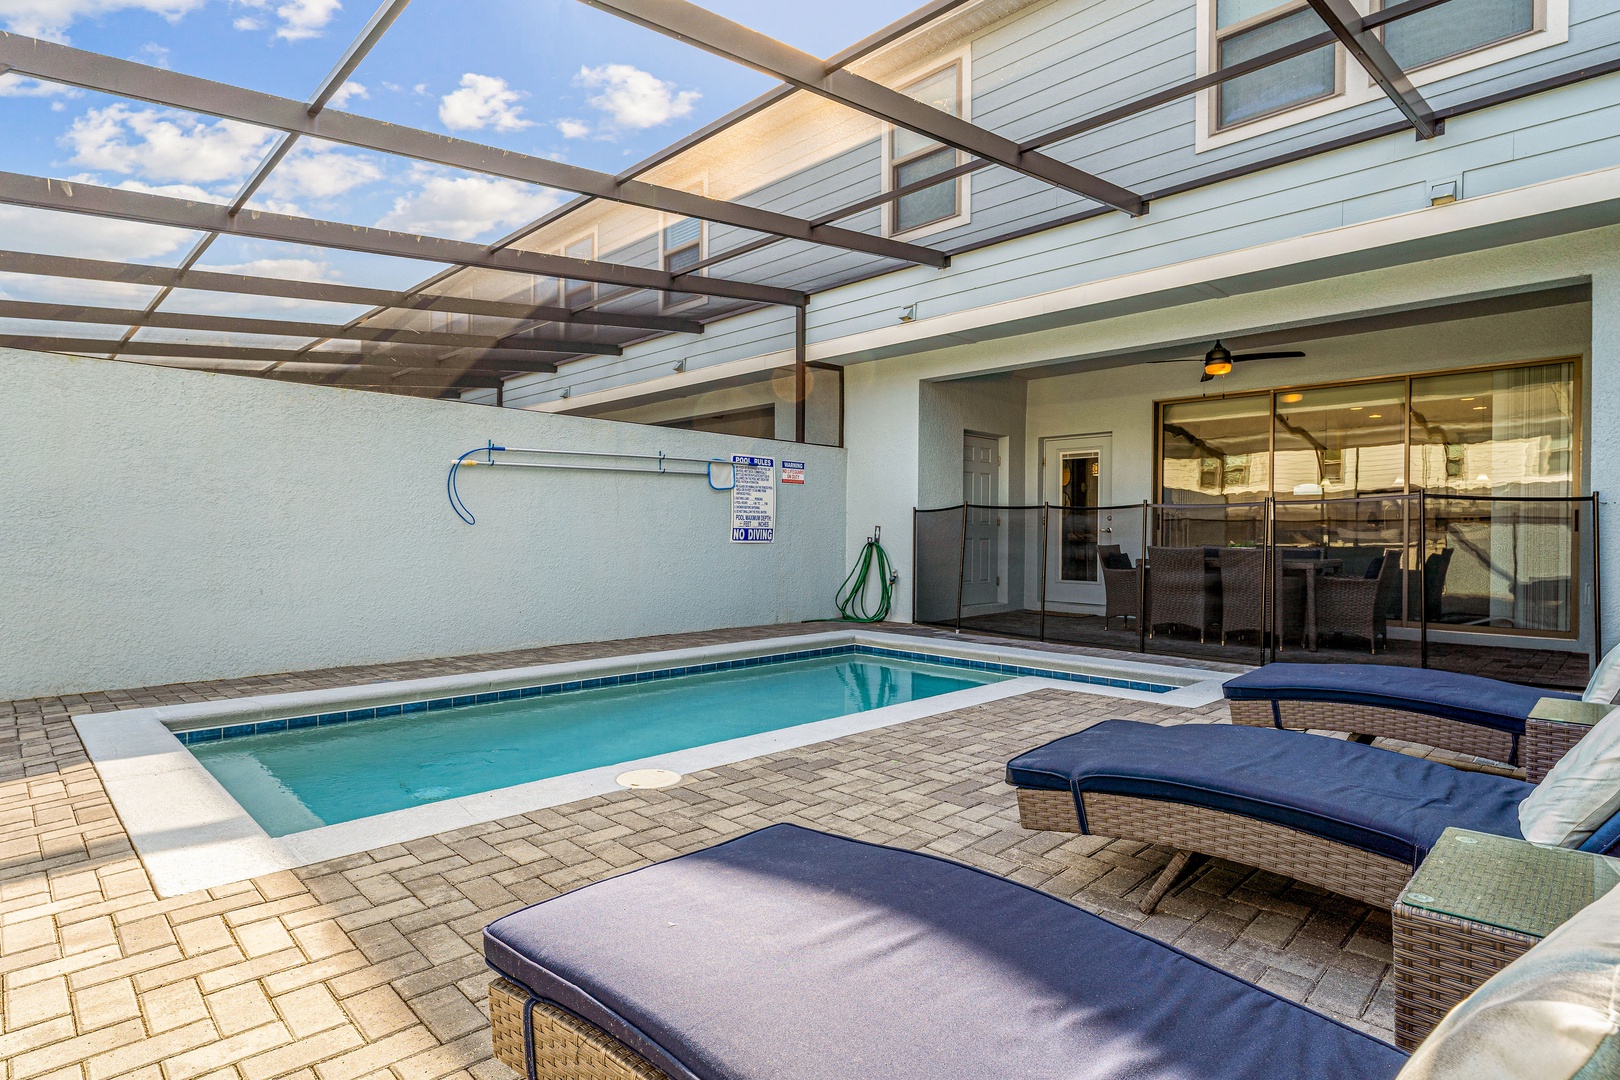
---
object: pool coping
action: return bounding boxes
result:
[73,630,1233,897]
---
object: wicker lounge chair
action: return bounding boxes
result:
[483,824,1407,1080]
[1224,662,1585,775]
[1146,545,1219,642]
[1315,547,1404,653]
[1006,719,1620,912]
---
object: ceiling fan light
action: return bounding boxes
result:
[1203,358,1233,377]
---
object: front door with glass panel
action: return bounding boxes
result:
[1043,435,1113,607]
[961,435,1003,609]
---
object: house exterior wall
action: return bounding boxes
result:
[0,349,847,700]
[841,224,1612,631]
[475,0,1620,412]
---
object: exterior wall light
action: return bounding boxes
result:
[898,304,917,322]
[1429,180,1458,206]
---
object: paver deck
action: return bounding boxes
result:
[3,624,1402,1079]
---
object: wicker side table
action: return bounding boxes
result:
[1392,827,1620,1051]
[1524,697,1612,783]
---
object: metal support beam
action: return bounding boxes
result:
[578,0,1146,216]
[178,365,507,390]
[0,299,606,358]
[794,306,807,444]
[0,249,704,333]
[0,335,558,372]
[0,32,948,269]
[1304,0,1441,139]
[0,172,807,307]
[653,0,1462,279]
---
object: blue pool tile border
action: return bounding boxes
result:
[175,644,1175,744]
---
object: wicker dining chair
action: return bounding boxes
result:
[1315,547,1404,653]
[1217,548,1304,648]
[1146,546,1220,643]
[1100,547,1140,630]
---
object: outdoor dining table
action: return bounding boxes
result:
[1198,553,1344,650]
[1281,558,1343,650]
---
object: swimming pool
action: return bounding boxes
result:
[189,651,1012,836]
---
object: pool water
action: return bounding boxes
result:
[189,655,1010,836]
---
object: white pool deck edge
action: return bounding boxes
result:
[73,630,1236,897]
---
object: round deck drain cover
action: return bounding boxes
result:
[616,768,682,790]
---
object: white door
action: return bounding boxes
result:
[1042,435,1114,608]
[962,435,1002,608]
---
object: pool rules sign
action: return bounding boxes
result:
[730,455,775,543]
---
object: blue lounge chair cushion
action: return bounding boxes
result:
[1006,720,1531,864]
[484,824,1406,1080]
[1223,663,1577,734]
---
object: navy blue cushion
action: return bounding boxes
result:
[484,824,1405,1080]
[1006,720,1530,865]
[1223,663,1578,734]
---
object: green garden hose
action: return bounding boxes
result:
[832,528,896,623]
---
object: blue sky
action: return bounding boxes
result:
[0,0,921,328]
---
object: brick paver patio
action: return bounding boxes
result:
[2,624,1400,1079]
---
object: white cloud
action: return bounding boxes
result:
[0,0,205,43]
[196,257,338,281]
[438,73,532,133]
[232,0,340,41]
[261,144,382,201]
[378,172,562,241]
[62,104,274,185]
[0,73,79,98]
[0,270,158,309]
[576,64,698,131]
[137,41,169,67]
[556,118,591,140]
[0,205,195,262]
[112,178,224,202]
[326,80,367,109]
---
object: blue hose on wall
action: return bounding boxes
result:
[448,442,503,525]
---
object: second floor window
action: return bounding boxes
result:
[564,235,596,309]
[1381,0,1536,69]
[662,217,703,310]
[891,63,962,235]
[1215,0,1338,129]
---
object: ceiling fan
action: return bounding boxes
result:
[1158,341,1307,382]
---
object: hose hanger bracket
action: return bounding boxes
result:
[447,442,732,525]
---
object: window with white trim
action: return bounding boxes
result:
[1379,0,1537,70]
[1214,0,1339,130]
[1204,0,1561,140]
[661,216,703,311]
[563,235,595,309]
[888,62,965,236]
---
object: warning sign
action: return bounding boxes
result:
[781,460,805,485]
[730,455,775,543]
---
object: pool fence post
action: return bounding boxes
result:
[1418,489,1429,669]
[1138,500,1149,654]
[1038,504,1049,643]
[955,503,967,634]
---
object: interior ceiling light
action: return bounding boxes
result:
[1473,405,1488,410]
[1368,413,1383,419]
[1280,392,1304,403]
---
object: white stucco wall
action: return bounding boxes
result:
[1590,250,1620,652]
[1,350,848,700]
